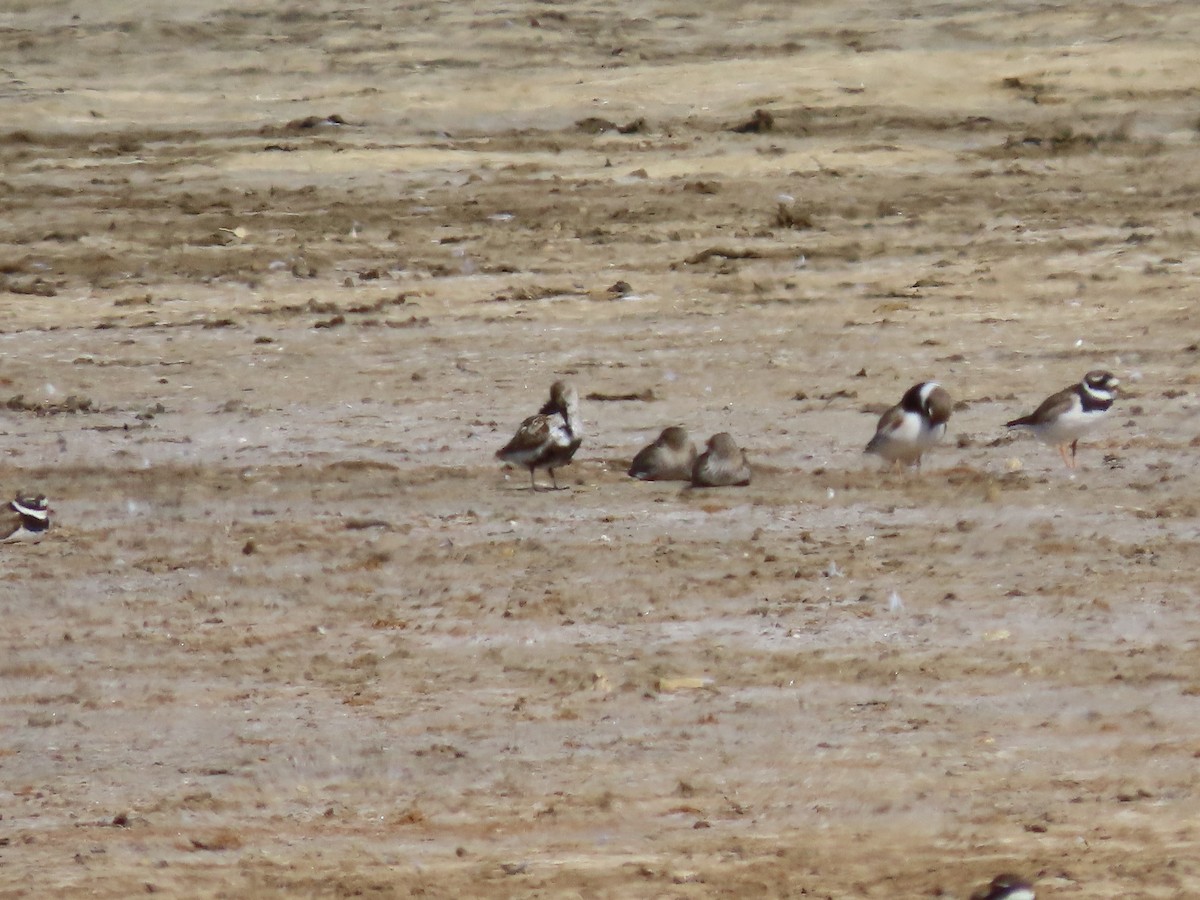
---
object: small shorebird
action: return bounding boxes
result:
[1,494,51,543]
[864,381,952,469]
[628,426,696,482]
[970,874,1035,900]
[1005,370,1118,468]
[496,380,583,490]
[692,432,751,487]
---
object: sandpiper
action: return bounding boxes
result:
[1005,370,1118,468]
[496,381,583,490]
[692,432,751,487]
[629,426,696,482]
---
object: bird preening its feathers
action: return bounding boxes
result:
[864,381,952,468]
[496,381,583,491]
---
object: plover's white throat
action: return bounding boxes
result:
[2,494,51,543]
[496,381,583,491]
[692,432,751,487]
[1006,370,1118,468]
[970,873,1035,900]
[629,426,696,482]
[864,381,953,468]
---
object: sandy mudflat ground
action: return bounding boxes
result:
[2,1,1200,897]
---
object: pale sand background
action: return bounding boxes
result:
[2,1,1200,897]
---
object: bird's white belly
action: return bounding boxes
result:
[1033,406,1108,445]
[874,413,940,462]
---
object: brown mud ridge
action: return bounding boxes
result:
[3,1,1200,897]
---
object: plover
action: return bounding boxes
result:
[1005,370,1118,468]
[1,494,51,543]
[496,380,583,490]
[692,432,751,487]
[864,381,952,468]
[629,426,697,482]
[970,873,1035,900]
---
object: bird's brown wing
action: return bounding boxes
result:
[1007,386,1073,427]
[865,404,904,451]
[876,404,906,435]
[497,413,552,460]
[628,441,658,478]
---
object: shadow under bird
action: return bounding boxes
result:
[628,426,697,482]
[864,381,952,469]
[2,494,51,543]
[1005,369,1118,468]
[970,873,1035,900]
[496,380,583,491]
[692,432,751,487]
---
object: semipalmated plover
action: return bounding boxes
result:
[496,380,583,490]
[864,381,952,468]
[629,426,696,482]
[692,432,751,487]
[1005,370,1118,468]
[970,873,1035,900]
[1,495,51,543]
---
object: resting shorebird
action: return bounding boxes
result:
[628,426,696,482]
[496,380,583,491]
[970,874,1035,900]
[1,494,51,543]
[1005,370,1118,469]
[864,381,952,469]
[692,432,751,487]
